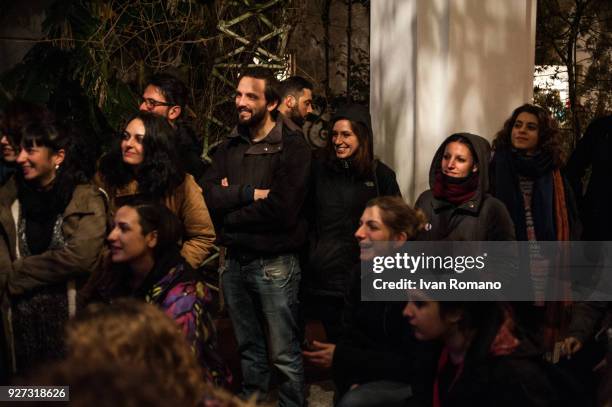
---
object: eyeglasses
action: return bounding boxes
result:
[140,97,173,109]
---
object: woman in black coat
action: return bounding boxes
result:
[304,196,430,406]
[404,300,584,406]
[304,104,400,341]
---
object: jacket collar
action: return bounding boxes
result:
[432,190,483,214]
[114,179,139,198]
[228,120,283,155]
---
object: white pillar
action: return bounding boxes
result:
[371,0,537,202]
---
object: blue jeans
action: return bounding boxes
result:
[221,254,304,407]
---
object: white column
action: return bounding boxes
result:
[371,0,537,202]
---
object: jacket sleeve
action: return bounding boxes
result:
[223,135,311,230]
[375,162,401,197]
[8,187,108,296]
[202,142,254,213]
[178,175,216,268]
[486,198,516,241]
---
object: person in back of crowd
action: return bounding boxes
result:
[140,73,207,180]
[415,132,515,241]
[80,202,230,387]
[0,119,107,375]
[202,67,310,407]
[565,114,612,241]
[490,104,580,353]
[96,111,215,269]
[403,300,585,406]
[277,76,314,132]
[304,103,400,342]
[304,196,427,407]
[0,100,50,186]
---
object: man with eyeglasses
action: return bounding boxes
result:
[139,73,206,179]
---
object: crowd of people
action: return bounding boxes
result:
[0,67,611,407]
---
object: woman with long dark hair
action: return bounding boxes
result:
[81,202,230,387]
[96,111,215,269]
[305,104,400,341]
[0,119,107,374]
[403,299,584,406]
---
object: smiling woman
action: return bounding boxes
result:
[80,202,230,387]
[95,111,215,269]
[303,103,401,342]
[0,118,106,375]
[304,196,429,407]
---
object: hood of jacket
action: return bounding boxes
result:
[330,103,373,158]
[428,133,491,210]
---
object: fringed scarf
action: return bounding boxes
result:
[491,148,573,353]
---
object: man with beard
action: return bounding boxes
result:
[203,68,310,407]
[277,76,314,132]
[139,73,206,179]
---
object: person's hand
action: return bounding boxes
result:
[561,337,583,358]
[254,189,270,200]
[221,177,229,187]
[302,340,336,369]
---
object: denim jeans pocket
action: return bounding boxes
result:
[262,255,296,288]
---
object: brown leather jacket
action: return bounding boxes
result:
[0,177,108,296]
[95,173,216,268]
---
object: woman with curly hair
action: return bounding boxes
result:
[80,202,230,387]
[490,104,580,354]
[96,111,215,268]
[0,119,107,374]
[490,103,579,241]
[67,299,239,406]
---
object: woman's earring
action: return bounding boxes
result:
[55,164,60,170]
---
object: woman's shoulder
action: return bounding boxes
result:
[414,189,434,208]
[65,183,109,214]
[158,263,210,308]
[374,159,396,176]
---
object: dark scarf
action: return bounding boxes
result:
[513,149,554,178]
[17,176,73,255]
[432,171,478,205]
[491,148,558,241]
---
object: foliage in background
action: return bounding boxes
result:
[0,0,296,154]
[536,0,612,148]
